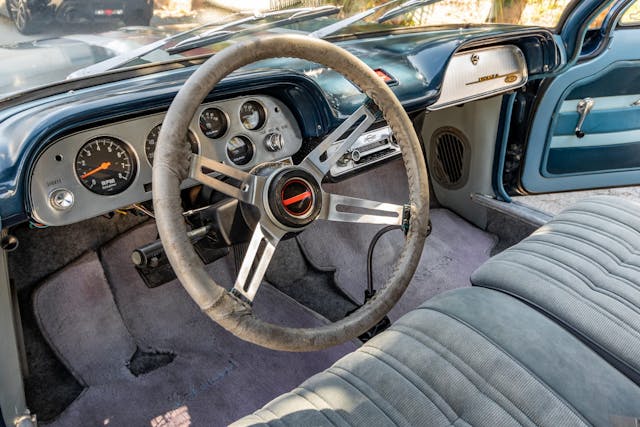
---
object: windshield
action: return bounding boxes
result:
[1,0,575,97]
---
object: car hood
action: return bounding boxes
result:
[0,27,168,95]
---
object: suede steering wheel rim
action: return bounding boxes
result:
[152,34,430,351]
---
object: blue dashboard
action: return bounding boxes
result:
[0,25,559,227]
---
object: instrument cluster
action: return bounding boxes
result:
[30,95,302,226]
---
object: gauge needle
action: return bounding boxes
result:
[81,161,112,179]
[282,191,312,206]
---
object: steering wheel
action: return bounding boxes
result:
[152,34,430,351]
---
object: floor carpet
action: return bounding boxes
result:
[298,209,497,321]
[298,158,497,321]
[34,225,356,427]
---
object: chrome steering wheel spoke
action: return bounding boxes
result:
[320,193,405,225]
[232,222,285,302]
[300,102,378,180]
[190,154,264,205]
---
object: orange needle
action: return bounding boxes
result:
[81,161,112,179]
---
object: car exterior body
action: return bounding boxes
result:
[0,27,166,94]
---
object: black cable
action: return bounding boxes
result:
[366,225,403,298]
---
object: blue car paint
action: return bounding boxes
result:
[0,25,564,226]
[521,27,640,193]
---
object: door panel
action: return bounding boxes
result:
[546,64,640,175]
[521,25,640,193]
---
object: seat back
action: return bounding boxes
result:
[472,196,640,383]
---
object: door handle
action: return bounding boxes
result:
[575,98,595,138]
[633,98,640,106]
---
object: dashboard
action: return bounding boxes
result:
[27,43,531,227]
[0,25,559,228]
[29,95,302,226]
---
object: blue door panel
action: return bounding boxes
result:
[545,63,640,176]
[554,107,640,136]
[548,142,640,174]
[565,65,640,99]
[522,28,640,193]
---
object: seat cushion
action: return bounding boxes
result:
[232,287,640,426]
[472,196,640,383]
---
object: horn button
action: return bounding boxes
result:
[267,169,322,228]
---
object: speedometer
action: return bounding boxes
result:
[75,137,136,195]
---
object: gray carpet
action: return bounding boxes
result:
[10,213,150,421]
[34,225,356,427]
[299,159,497,321]
[298,209,496,321]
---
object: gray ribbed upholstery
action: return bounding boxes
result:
[472,196,640,383]
[233,287,640,426]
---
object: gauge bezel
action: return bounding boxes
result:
[74,136,139,196]
[239,99,268,131]
[144,123,201,166]
[199,107,230,139]
[225,134,255,166]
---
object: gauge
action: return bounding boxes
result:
[144,124,199,165]
[239,101,266,130]
[199,108,228,139]
[75,137,136,195]
[226,136,254,166]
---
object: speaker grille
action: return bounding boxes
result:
[430,127,470,189]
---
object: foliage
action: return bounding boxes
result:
[284,0,574,26]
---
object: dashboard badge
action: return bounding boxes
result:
[504,74,518,83]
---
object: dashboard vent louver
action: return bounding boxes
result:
[430,127,470,189]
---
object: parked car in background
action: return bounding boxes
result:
[0,0,155,34]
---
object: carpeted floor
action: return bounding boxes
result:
[298,158,497,321]
[34,226,357,427]
[298,209,497,322]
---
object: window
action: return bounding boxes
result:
[621,0,640,25]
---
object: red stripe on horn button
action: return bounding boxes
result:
[282,191,311,207]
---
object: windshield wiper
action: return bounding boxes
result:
[377,0,440,24]
[67,12,252,79]
[68,7,338,79]
[167,6,340,55]
[309,0,401,39]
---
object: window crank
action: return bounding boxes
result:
[575,97,594,138]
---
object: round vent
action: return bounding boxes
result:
[429,127,470,189]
